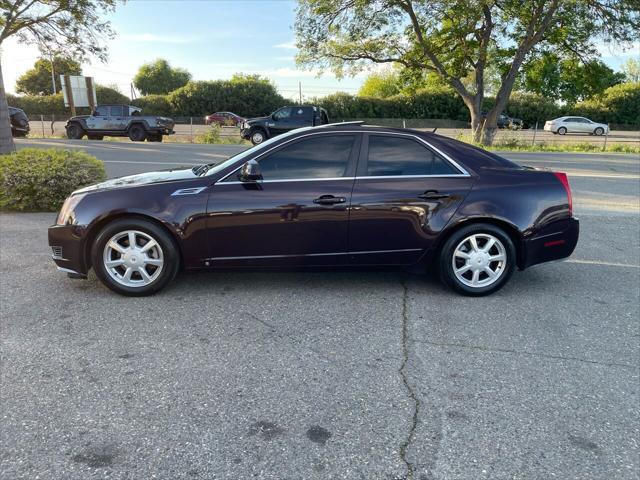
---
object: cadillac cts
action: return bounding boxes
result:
[49,123,579,296]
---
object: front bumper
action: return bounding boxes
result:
[240,128,251,139]
[521,217,579,269]
[48,224,90,275]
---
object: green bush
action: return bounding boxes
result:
[573,82,640,127]
[0,148,106,211]
[131,94,173,115]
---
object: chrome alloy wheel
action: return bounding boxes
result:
[251,131,264,144]
[102,230,164,288]
[452,233,507,288]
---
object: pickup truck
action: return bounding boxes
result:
[65,104,175,142]
[240,105,329,145]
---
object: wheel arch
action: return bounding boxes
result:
[433,217,525,269]
[83,212,184,271]
[127,121,149,132]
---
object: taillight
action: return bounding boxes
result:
[553,172,572,216]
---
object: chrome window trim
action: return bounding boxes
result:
[216,129,470,184]
[206,248,422,261]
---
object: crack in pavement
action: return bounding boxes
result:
[399,278,420,480]
[411,338,637,370]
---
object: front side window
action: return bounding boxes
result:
[273,107,292,120]
[256,135,355,180]
[366,135,458,176]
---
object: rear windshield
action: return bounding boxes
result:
[424,135,522,170]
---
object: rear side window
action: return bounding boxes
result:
[110,106,124,116]
[94,106,109,116]
[366,135,458,176]
[257,135,355,180]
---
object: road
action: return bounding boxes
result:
[1,139,639,479]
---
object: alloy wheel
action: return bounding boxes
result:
[251,131,264,144]
[452,233,507,288]
[103,230,164,287]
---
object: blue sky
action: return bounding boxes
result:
[2,0,638,99]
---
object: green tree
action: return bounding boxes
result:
[133,59,191,95]
[0,0,119,154]
[522,53,625,103]
[16,56,82,96]
[295,0,640,145]
[620,58,640,83]
[359,70,403,98]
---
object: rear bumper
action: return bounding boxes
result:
[521,217,579,269]
[48,224,90,275]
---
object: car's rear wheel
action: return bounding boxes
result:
[128,124,147,142]
[557,127,567,135]
[439,223,516,296]
[67,123,85,139]
[594,127,604,136]
[250,129,266,145]
[92,218,179,296]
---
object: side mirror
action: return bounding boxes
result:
[239,160,262,182]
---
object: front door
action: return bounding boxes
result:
[348,133,475,265]
[85,105,110,130]
[205,132,361,267]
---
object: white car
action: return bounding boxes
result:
[544,116,609,135]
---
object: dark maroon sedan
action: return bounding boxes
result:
[49,123,578,296]
[204,111,245,126]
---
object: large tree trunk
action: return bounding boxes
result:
[0,60,15,154]
[480,108,499,146]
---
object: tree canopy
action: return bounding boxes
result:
[133,59,192,95]
[295,0,640,144]
[16,56,82,96]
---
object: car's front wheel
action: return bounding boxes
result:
[92,218,180,296]
[594,127,604,136]
[439,224,516,296]
[128,124,147,142]
[250,129,266,145]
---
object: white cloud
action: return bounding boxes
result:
[274,41,297,50]
[118,33,200,44]
[595,41,640,59]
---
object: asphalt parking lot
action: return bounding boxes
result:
[1,139,639,479]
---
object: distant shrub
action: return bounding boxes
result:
[131,94,173,116]
[0,148,106,211]
[195,125,246,145]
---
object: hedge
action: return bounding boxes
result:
[7,86,130,117]
[0,148,106,211]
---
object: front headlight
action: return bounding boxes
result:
[56,193,86,225]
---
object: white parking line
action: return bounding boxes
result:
[566,259,640,268]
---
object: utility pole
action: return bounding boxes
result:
[299,81,302,105]
[49,53,56,94]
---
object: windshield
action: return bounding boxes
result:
[201,127,314,176]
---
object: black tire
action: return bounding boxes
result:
[594,127,604,136]
[91,218,180,296]
[147,133,163,142]
[438,223,516,296]
[250,128,267,145]
[87,135,104,140]
[128,124,147,142]
[557,127,567,135]
[66,123,85,140]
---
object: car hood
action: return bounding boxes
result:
[74,167,198,194]
[245,116,269,125]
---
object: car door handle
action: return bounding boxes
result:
[313,195,346,205]
[418,190,451,200]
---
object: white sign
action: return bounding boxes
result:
[60,75,97,108]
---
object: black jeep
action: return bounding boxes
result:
[65,105,175,142]
[240,105,329,145]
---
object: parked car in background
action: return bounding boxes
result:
[49,122,578,297]
[240,105,329,145]
[205,111,245,127]
[65,105,175,142]
[482,112,523,130]
[9,107,30,137]
[544,116,609,135]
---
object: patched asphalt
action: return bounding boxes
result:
[1,144,638,479]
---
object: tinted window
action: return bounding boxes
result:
[257,135,355,180]
[273,107,292,120]
[94,106,109,116]
[366,135,458,176]
[110,106,123,116]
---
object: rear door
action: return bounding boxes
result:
[206,132,361,267]
[348,133,474,265]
